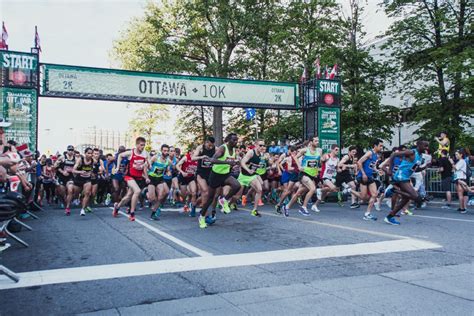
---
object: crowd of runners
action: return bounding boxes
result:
[2,133,473,229]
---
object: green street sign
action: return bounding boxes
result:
[317,79,340,95]
[41,64,299,109]
[318,107,340,153]
[0,87,37,150]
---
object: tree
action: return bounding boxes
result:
[128,104,169,151]
[382,0,474,150]
[335,0,398,150]
[175,105,213,149]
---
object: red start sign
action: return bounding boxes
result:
[324,93,334,105]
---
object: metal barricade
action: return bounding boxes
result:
[424,167,473,194]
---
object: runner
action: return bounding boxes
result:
[356,139,384,221]
[90,148,105,211]
[384,140,429,225]
[55,145,76,214]
[275,145,299,215]
[282,136,322,216]
[335,145,361,208]
[198,133,241,229]
[450,149,471,214]
[147,144,170,220]
[111,146,128,203]
[192,136,217,224]
[236,139,267,217]
[112,137,149,221]
[72,148,94,216]
[318,144,342,208]
[176,149,198,216]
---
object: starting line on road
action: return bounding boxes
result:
[0,238,441,290]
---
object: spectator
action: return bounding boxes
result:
[434,131,450,158]
[438,150,452,208]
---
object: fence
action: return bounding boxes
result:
[424,167,473,194]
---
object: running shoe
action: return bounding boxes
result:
[105,194,111,206]
[316,188,322,201]
[337,191,343,203]
[129,212,135,222]
[258,199,264,207]
[342,187,352,195]
[299,207,310,216]
[155,207,162,217]
[150,211,160,221]
[350,203,360,209]
[275,204,282,214]
[126,207,131,214]
[198,215,207,229]
[374,202,381,212]
[441,204,451,209]
[112,203,119,217]
[183,204,190,213]
[85,206,93,213]
[65,208,71,216]
[282,204,289,217]
[73,199,80,206]
[311,204,320,213]
[251,209,262,217]
[205,215,216,225]
[219,197,231,214]
[384,216,400,225]
[189,205,196,217]
[385,200,392,208]
[241,195,247,206]
[230,203,238,211]
[363,213,377,221]
[401,209,414,216]
[459,209,467,214]
[80,209,86,216]
[297,197,303,205]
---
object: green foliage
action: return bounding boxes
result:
[127,104,169,150]
[381,0,474,150]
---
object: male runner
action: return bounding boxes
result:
[72,148,94,216]
[198,133,241,228]
[237,139,267,217]
[147,144,170,220]
[282,136,322,216]
[112,146,128,203]
[335,145,361,208]
[275,145,299,214]
[112,137,149,221]
[55,145,77,214]
[356,139,384,221]
[176,149,198,215]
[192,136,217,224]
[384,140,429,224]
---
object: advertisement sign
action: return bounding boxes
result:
[318,107,340,153]
[0,88,37,150]
[42,64,299,109]
[0,51,38,89]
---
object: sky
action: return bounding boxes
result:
[0,0,392,154]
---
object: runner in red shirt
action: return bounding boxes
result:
[112,137,149,221]
[176,150,198,216]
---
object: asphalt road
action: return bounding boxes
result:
[1,201,473,315]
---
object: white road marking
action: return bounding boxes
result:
[411,214,474,223]
[0,238,441,290]
[117,210,213,257]
[257,209,411,240]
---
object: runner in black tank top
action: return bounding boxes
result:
[336,145,362,208]
[72,148,94,216]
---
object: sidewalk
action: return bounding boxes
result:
[81,263,473,315]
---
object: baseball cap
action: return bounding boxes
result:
[67,145,74,151]
[22,150,33,157]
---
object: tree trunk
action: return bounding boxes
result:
[213,107,223,145]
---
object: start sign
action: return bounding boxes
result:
[317,79,340,95]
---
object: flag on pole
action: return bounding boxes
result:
[245,108,256,121]
[34,25,42,52]
[300,66,307,83]
[313,58,321,79]
[0,21,8,50]
[324,65,330,79]
[329,64,338,79]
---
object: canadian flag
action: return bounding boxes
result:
[0,21,8,50]
[34,25,42,52]
[329,64,338,79]
[313,58,321,79]
[300,66,307,83]
[16,143,29,156]
[324,65,330,79]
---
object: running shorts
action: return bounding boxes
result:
[335,172,353,188]
[356,175,375,185]
[178,175,195,186]
[208,171,232,189]
[149,176,164,186]
[238,173,257,187]
[124,175,147,189]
